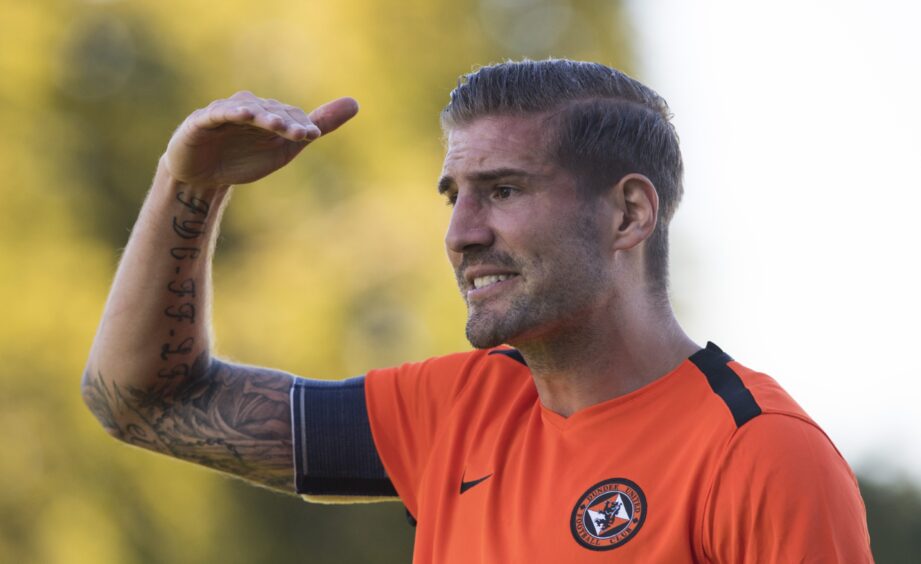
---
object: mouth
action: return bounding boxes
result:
[472,273,517,290]
[464,271,520,300]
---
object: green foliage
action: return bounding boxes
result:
[860,475,921,563]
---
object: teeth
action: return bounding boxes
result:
[473,274,513,289]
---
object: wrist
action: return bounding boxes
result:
[156,154,232,198]
[144,157,233,236]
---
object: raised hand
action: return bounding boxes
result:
[164,91,359,187]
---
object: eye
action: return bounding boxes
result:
[493,185,516,200]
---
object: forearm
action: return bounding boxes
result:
[83,157,231,434]
[80,92,358,491]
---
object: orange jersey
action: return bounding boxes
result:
[364,343,873,563]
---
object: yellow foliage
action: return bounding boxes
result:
[0,0,632,561]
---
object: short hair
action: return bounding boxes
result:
[441,59,684,296]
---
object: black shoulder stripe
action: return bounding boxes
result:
[488,348,528,366]
[689,342,762,428]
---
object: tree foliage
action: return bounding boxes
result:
[861,476,921,563]
[0,0,636,561]
[4,0,915,562]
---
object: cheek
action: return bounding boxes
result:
[546,222,605,272]
[493,207,551,248]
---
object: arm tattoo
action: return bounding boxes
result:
[85,185,295,492]
[83,355,295,491]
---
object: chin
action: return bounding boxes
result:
[465,322,507,349]
[466,335,506,350]
[465,306,526,349]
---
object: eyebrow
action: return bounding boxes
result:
[437,167,534,195]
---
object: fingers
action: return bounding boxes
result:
[308,97,360,136]
[187,94,317,142]
[185,92,358,143]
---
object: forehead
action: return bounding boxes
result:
[441,115,557,178]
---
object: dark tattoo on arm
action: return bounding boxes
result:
[175,191,211,216]
[164,303,196,324]
[158,363,189,380]
[83,356,295,491]
[170,247,201,260]
[85,183,295,492]
[160,337,194,361]
[167,278,196,298]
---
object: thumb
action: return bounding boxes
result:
[309,97,360,136]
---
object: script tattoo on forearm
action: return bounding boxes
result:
[161,190,206,376]
[170,247,201,260]
[167,278,196,298]
[83,187,294,491]
[160,337,194,361]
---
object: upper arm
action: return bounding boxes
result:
[82,353,296,493]
[701,414,873,563]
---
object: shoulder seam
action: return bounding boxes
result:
[689,342,762,428]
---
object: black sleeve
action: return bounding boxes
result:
[290,376,398,498]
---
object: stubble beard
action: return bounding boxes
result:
[459,201,606,350]
[463,242,606,350]
[464,269,604,349]
[465,293,534,349]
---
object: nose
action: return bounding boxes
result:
[445,192,495,254]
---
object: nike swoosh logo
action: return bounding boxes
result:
[459,471,493,494]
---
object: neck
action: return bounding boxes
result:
[514,294,699,418]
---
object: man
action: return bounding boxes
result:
[83,60,873,562]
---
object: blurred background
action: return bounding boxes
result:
[0,0,918,562]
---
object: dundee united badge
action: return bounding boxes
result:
[570,478,647,551]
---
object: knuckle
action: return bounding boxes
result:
[231,103,256,117]
[288,107,309,120]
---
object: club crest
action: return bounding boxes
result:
[570,478,647,551]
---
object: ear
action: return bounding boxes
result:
[610,173,658,251]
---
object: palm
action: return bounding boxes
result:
[163,93,358,187]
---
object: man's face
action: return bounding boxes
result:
[439,115,613,349]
